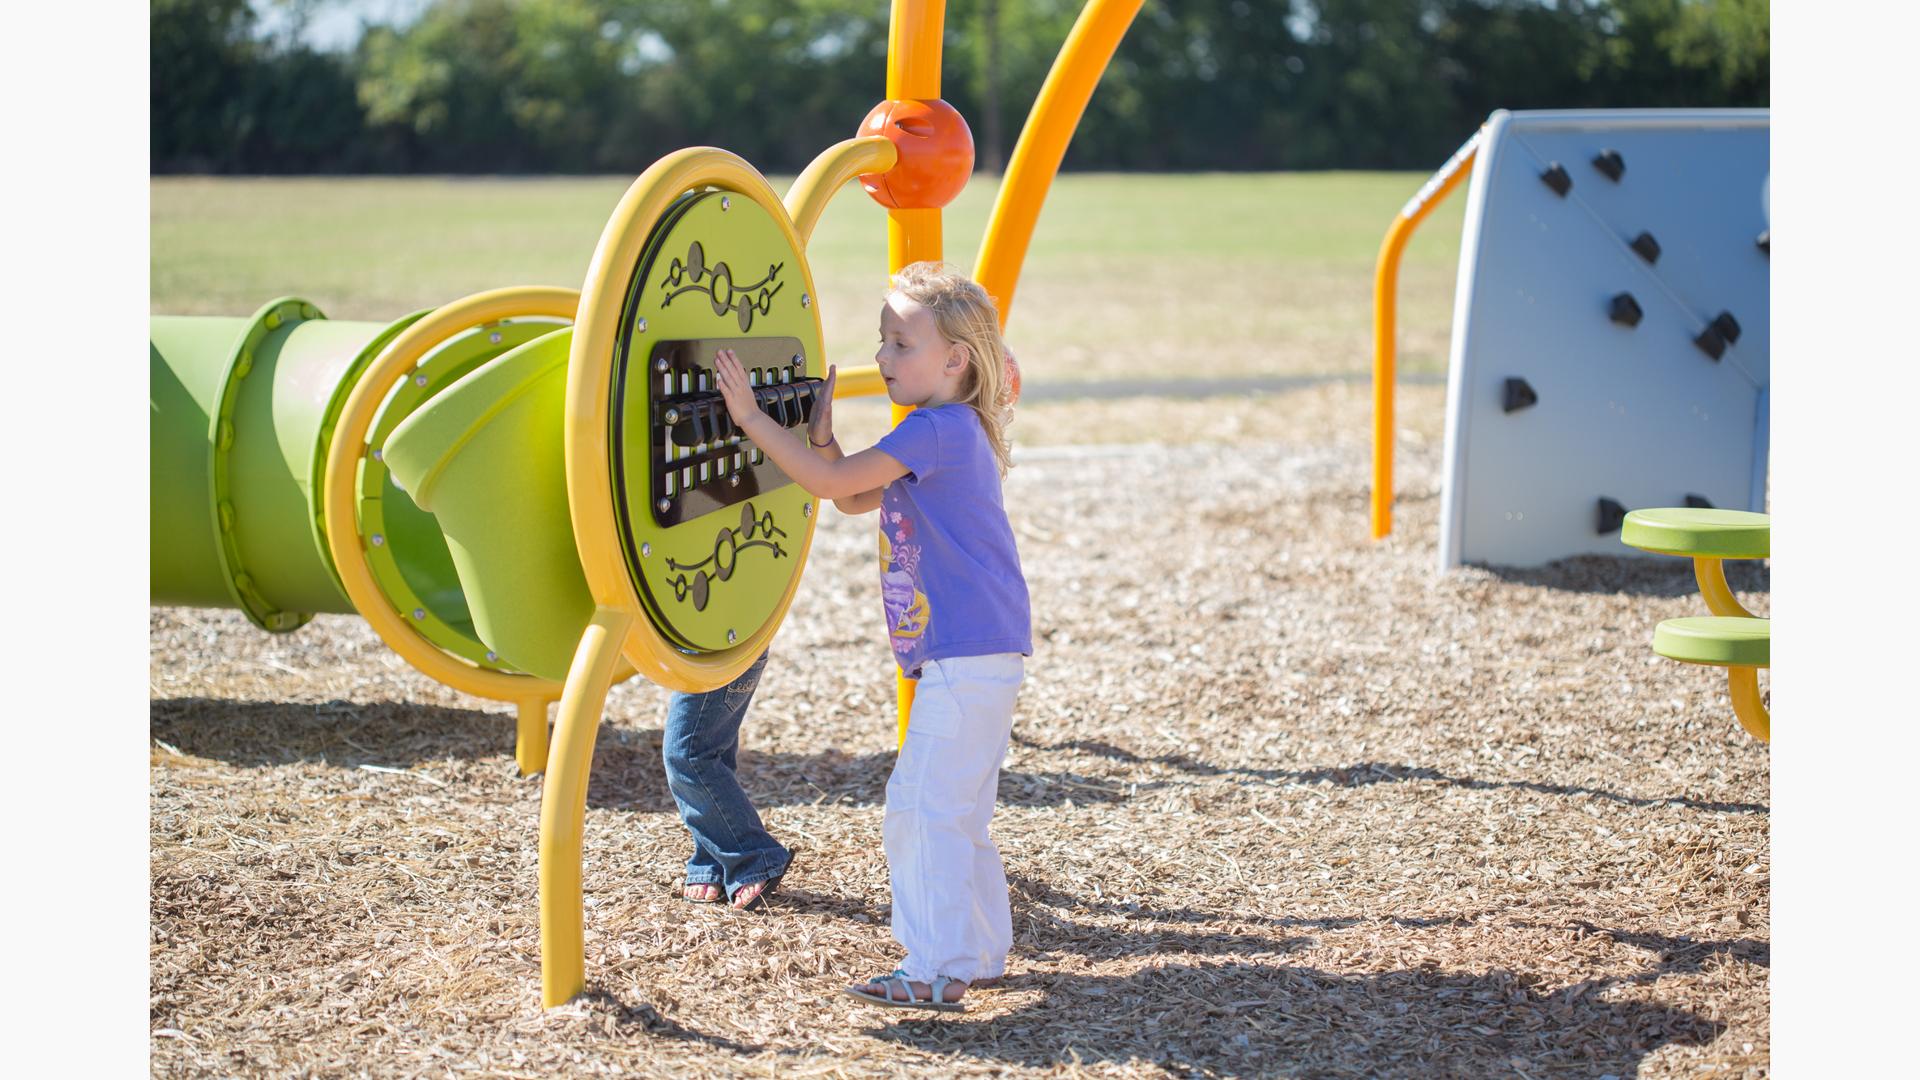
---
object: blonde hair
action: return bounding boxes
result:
[887,261,1016,475]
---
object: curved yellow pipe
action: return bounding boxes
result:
[833,364,888,398]
[1693,556,1759,618]
[538,605,634,1007]
[786,136,899,245]
[321,288,579,769]
[1726,665,1769,742]
[974,0,1145,325]
[1370,134,1480,539]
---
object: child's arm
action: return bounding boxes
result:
[714,349,908,502]
[797,365,884,514]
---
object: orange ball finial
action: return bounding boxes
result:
[859,98,974,210]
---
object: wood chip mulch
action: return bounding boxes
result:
[152,384,1768,1078]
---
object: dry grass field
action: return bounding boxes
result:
[151,383,1769,1078]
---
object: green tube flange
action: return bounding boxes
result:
[208,298,326,632]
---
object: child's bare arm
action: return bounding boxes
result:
[714,349,908,501]
[834,488,884,515]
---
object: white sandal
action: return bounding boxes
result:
[842,969,966,1013]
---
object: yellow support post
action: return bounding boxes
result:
[1726,666,1769,742]
[887,0,946,100]
[515,698,551,777]
[1692,556,1759,619]
[1370,132,1480,540]
[879,0,962,746]
[538,605,634,1008]
[974,0,1145,324]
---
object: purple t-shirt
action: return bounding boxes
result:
[873,403,1032,679]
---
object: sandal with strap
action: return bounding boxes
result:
[842,969,966,1013]
[732,851,796,912]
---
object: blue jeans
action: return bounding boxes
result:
[662,652,790,899]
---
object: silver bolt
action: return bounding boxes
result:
[641,543,651,558]
[664,407,681,424]
[370,534,385,547]
[488,331,503,344]
[792,354,803,366]
[636,318,648,333]
[371,448,383,461]
[412,608,426,621]
[656,497,672,514]
[729,474,741,488]
[721,196,731,211]
[414,374,428,387]
[803,502,813,518]
[486,651,498,663]
[654,357,670,374]
[727,629,737,643]
[800,293,811,308]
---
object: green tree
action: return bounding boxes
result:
[152,0,259,170]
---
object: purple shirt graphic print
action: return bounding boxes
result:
[873,404,1032,679]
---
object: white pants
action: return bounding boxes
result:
[884,653,1025,984]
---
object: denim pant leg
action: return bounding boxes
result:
[661,652,790,898]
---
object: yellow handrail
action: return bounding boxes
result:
[785,136,898,244]
[1370,129,1481,540]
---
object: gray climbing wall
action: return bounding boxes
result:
[1437,109,1769,571]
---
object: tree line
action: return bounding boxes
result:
[152,0,1767,175]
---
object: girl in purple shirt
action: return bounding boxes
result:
[714,261,1030,1013]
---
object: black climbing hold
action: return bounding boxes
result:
[1541,163,1572,197]
[1630,231,1661,265]
[1693,326,1727,361]
[1684,493,1715,509]
[1712,311,1742,344]
[1756,230,1769,256]
[1592,149,1625,182]
[1501,377,1538,414]
[1596,497,1628,535]
[1608,292,1643,328]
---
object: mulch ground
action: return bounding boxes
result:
[151,383,1769,1078]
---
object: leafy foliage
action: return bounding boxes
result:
[152,0,1769,174]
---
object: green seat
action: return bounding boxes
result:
[1621,508,1769,559]
[1652,616,1770,668]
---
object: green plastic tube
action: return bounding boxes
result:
[150,299,412,629]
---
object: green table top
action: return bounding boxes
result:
[1621,508,1770,559]
[1653,616,1771,667]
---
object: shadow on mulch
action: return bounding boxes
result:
[585,738,1118,814]
[1476,553,1769,599]
[150,699,1115,813]
[863,959,1724,1078]
[1024,737,1770,815]
[151,697,515,770]
[569,989,763,1054]
[151,698,1768,819]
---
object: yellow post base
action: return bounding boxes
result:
[1727,665,1769,742]
[515,698,551,777]
[539,605,634,1008]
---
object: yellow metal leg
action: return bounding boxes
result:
[515,698,551,777]
[1726,665,1769,742]
[1693,556,1758,618]
[539,605,634,1008]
